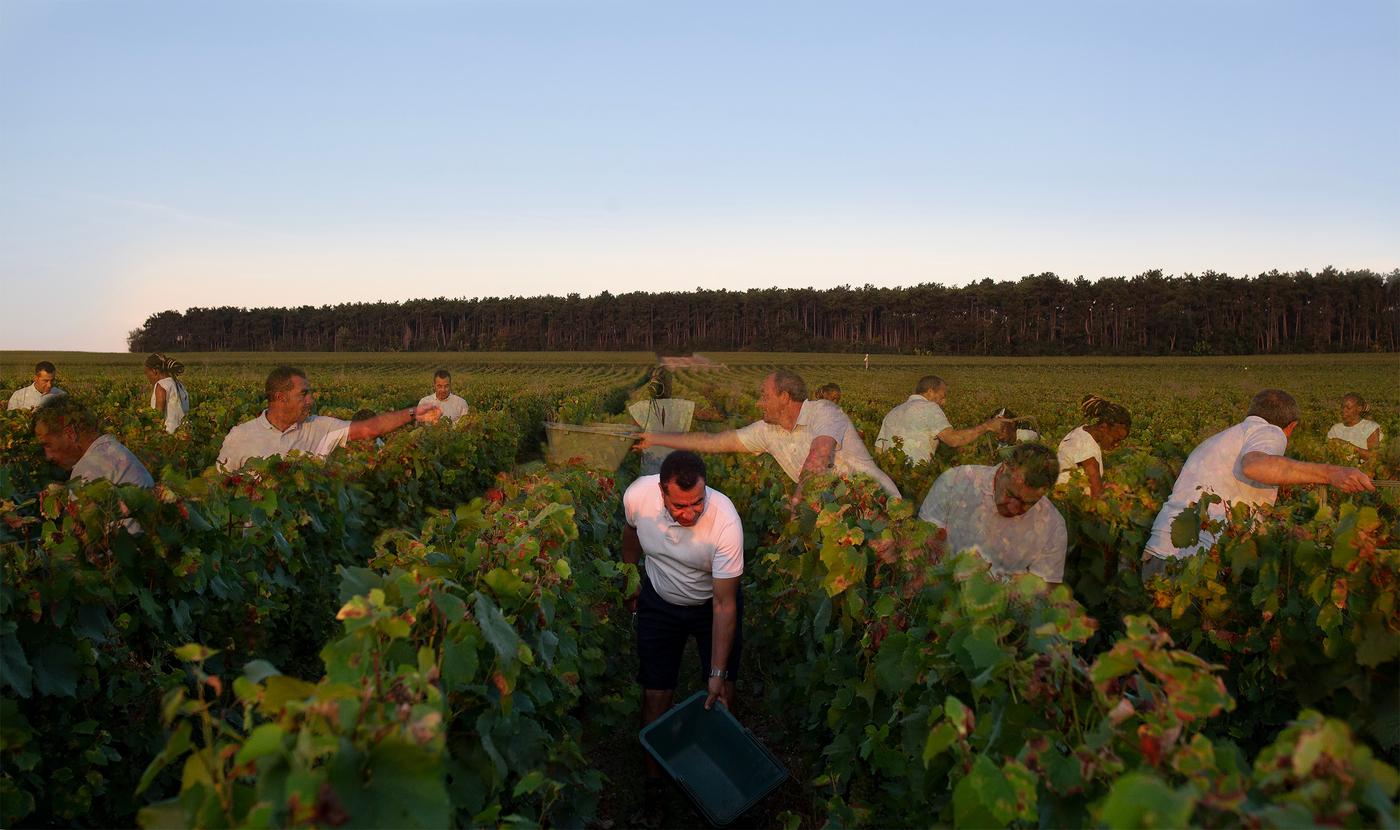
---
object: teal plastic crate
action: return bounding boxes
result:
[639,691,788,827]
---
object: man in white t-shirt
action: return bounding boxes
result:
[216,366,443,470]
[6,361,67,412]
[33,398,153,534]
[622,451,744,825]
[34,398,154,488]
[1143,389,1373,578]
[918,443,1068,584]
[875,375,1011,463]
[637,369,900,505]
[1327,392,1382,457]
[417,369,470,421]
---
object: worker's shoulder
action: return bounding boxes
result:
[703,483,741,515]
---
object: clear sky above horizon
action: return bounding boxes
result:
[2,0,1397,351]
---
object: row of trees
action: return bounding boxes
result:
[127,268,1399,355]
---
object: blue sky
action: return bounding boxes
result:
[2,0,1396,351]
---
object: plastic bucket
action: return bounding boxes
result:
[639,691,788,827]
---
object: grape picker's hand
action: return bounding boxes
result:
[1328,466,1374,493]
[704,675,732,711]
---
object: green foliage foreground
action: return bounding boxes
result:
[2,355,1398,828]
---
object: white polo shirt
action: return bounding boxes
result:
[1056,426,1103,487]
[1144,416,1288,561]
[216,412,352,471]
[150,377,190,433]
[918,464,1067,583]
[738,399,901,498]
[624,474,744,606]
[1327,419,1382,450]
[7,384,67,411]
[417,393,469,421]
[875,395,952,463]
[71,434,155,488]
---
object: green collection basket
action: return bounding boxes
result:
[639,691,789,827]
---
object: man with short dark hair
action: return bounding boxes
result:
[418,369,470,421]
[876,375,1011,463]
[217,366,443,470]
[1143,388,1373,576]
[918,443,1067,584]
[622,450,743,826]
[34,397,153,488]
[6,361,67,412]
[34,398,154,534]
[637,369,900,504]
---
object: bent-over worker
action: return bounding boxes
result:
[622,451,744,827]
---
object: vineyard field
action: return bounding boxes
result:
[1,351,1397,828]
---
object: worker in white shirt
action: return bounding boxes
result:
[34,397,153,488]
[1056,395,1132,498]
[637,369,900,506]
[1326,393,1382,458]
[144,353,191,433]
[417,369,470,421]
[622,450,744,828]
[6,361,66,412]
[1143,389,1373,579]
[216,366,442,470]
[33,397,153,534]
[918,443,1067,584]
[875,375,1012,464]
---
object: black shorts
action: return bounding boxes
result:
[635,576,743,691]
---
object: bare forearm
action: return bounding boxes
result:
[938,423,991,448]
[645,430,745,453]
[709,600,737,670]
[1083,458,1103,498]
[348,407,413,441]
[621,526,643,568]
[1241,452,1340,486]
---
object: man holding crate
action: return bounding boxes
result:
[621,450,743,827]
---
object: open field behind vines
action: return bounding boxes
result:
[1,352,1397,829]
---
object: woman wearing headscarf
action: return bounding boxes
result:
[144,353,190,433]
[1056,395,1131,497]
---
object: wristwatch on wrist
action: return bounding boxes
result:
[408,407,417,424]
[709,668,729,680]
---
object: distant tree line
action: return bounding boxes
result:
[128,268,1398,355]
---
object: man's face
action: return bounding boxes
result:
[272,375,315,423]
[756,376,789,425]
[927,384,948,406]
[1340,398,1362,426]
[434,377,451,399]
[33,371,55,395]
[993,464,1047,518]
[660,478,707,527]
[34,421,83,469]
